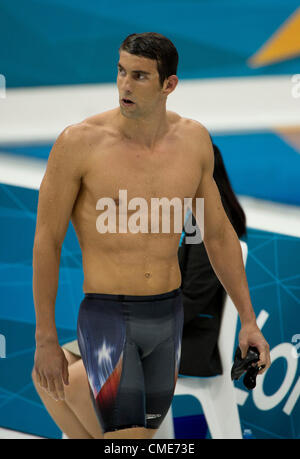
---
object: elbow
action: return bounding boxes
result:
[203,225,225,248]
[203,219,239,251]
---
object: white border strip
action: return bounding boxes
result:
[238,195,300,239]
[0,153,46,189]
[0,75,299,143]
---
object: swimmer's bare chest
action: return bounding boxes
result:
[71,122,202,294]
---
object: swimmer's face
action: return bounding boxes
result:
[117,51,168,119]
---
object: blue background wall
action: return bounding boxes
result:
[0,0,299,439]
[0,0,299,87]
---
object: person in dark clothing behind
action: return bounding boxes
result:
[178,143,247,377]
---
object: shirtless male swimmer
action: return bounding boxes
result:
[32,33,271,440]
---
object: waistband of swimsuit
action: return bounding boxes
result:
[84,287,182,302]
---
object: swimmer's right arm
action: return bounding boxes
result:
[32,124,85,400]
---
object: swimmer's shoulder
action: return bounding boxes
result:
[60,108,119,145]
[168,111,210,139]
[167,111,213,164]
[80,108,119,130]
[48,110,118,179]
[184,118,213,158]
[176,116,209,137]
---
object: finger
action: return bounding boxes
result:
[239,343,248,360]
[256,359,266,373]
[34,369,42,385]
[266,347,271,369]
[256,345,270,368]
[257,353,266,368]
[35,370,48,392]
[256,347,270,374]
[47,377,59,401]
[40,373,49,390]
[54,377,65,401]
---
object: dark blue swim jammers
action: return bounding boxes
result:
[77,288,184,433]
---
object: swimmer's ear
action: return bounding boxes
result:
[163,75,178,94]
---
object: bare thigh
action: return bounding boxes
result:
[32,349,94,439]
[62,349,104,439]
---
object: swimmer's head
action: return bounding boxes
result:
[119,32,178,87]
[117,33,179,119]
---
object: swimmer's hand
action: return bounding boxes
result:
[33,339,69,401]
[238,323,271,375]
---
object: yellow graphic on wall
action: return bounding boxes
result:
[275,126,300,154]
[248,7,300,67]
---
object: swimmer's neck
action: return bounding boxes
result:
[116,106,170,150]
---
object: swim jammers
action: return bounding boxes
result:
[77,288,183,433]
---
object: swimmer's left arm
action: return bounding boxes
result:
[192,126,270,372]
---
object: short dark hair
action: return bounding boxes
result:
[119,32,179,86]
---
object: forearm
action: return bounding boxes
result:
[32,238,61,343]
[204,224,256,326]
